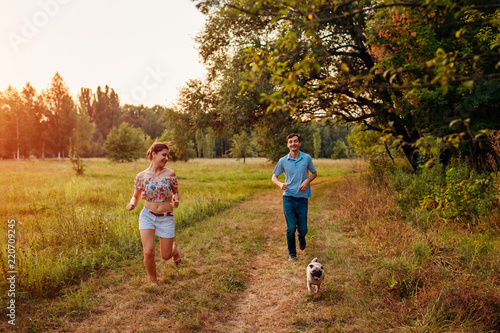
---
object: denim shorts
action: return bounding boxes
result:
[139,208,175,238]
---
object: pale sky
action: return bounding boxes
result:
[0,0,207,107]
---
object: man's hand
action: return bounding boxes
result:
[299,180,309,191]
[281,183,289,191]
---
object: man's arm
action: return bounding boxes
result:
[272,173,288,191]
[298,171,317,191]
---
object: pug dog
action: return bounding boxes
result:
[307,258,325,295]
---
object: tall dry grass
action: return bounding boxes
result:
[325,174,500,332]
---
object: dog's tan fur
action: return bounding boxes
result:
[307,257,324,295]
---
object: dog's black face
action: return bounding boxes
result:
[309,264,324,280]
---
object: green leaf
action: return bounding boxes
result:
[462,80,474,89]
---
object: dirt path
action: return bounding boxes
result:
[211,189,304,332]
[29,180,338,333]
[209,178,338,332]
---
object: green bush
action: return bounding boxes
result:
[389,161,496,223]
[104,123,146,162]
[440,165,494,220]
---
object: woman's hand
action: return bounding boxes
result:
[126,202,136,211]
[172,194,179,208]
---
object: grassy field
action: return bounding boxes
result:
[1,157,499,332]
[0,157,359,299]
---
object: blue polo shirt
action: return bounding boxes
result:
[273,151,316,198]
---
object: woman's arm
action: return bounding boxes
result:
[172,187,179,208]
[126,189,142,211]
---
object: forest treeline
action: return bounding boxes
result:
[1,0,500,169]
[0,73,166,160]
[0,72,350,161]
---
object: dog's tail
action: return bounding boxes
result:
[312,257,318,262]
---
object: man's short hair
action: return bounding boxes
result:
[286,133,301,142]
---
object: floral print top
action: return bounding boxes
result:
[134,176,179,202]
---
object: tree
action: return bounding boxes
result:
[74,101,95,157]
[195,0,500,170]
[195,130,204,157]
[313,128,321,159]
[158,79,222,161]
[104,123,146,162]
[80,85,121,156]
[141,106,165,139]
[315,121,351,158]
[122,104,166,139]
[160,9,288,160]
[347,124,391,161]
[0,83,52,159]
[42,72,78,159]
[159,105,195,161]
[253,121,315,162]
[69,136,85,175]
[0,87,22,159]
[0,94,10,158]
[214,134,231,157]
[203,128,216,158]
[228,131,254,162]
[331,140,348,160]
[21,83,45,158]
[368,5,500,170]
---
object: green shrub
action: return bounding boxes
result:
[440,165,494,220]
[104,123,146,162]
[389,161,496,223]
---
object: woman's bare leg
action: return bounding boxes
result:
[159,238,181,266]
[173,242,182,266]
[140,229,158,284]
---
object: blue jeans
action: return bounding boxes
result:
[283,196,308,257]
